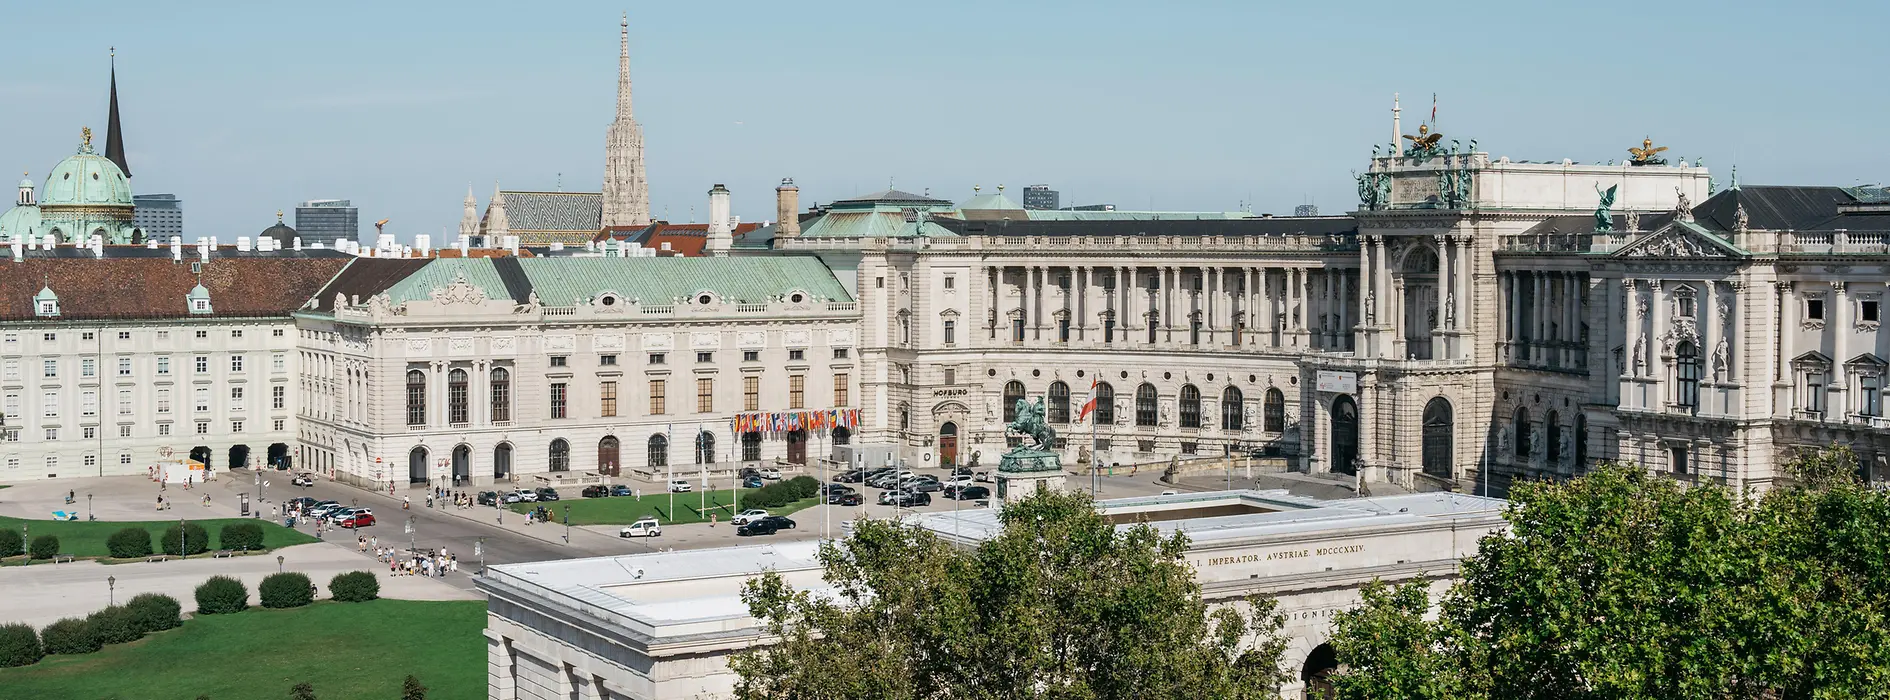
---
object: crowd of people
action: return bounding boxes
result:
[362,534,457,578]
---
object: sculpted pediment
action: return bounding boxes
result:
[1613,222,1743,260]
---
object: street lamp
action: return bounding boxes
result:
[562,505,571,544]
[108,576,115,606]
[87,493,93,522]
[277,555,284,573]
[406,516,416,561]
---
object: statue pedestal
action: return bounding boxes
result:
[996,448,1066,504]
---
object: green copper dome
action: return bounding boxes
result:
[0,204,41,238]
[39,130,132,208]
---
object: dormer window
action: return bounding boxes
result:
[192,299,210,312]
[37,300,58,317]
[33,287,59,317]
[186,284,213,315]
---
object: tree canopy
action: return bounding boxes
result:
[1328,447,1890,700]
[730,488,1292,700]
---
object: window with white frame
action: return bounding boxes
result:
[80,390,97,417]
[117,357,131,376]
[157,424,170,436]
[195,387,210,412]
[1850,356,1888,418]
[118,425,130,438]
[230,355,245,372]
[118,389,132,415]
[194,356,208,374]
[81,358,95,377]
[272,354,285,372]
[1794,353,1831,414]
[2,359,16,381]
[272,385,286,410]
[156,388,171,414]
[230,386,245,411]
[82,426,94,440]
[157,356,170,375]
[196,422,209,435]
[42,391,58,418]
[42,359,57,378]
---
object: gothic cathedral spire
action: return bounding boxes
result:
[601,13,651,228]
[105,47,130,178]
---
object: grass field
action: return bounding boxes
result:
[0,599,486,700]
[0,515,316,560]
[509,489,822,525]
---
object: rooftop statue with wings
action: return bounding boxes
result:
[1402,123,1444,157]
[1628,137,1669,166]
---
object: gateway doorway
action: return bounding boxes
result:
[1330,395,1358,476]
[939,422,959,467]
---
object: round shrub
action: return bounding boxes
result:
[27,535,59,560]
[161,522,210,556]
[107,527,153,559]
[259,572,314,609]
[40,618,99,655]
[0,529,22,558]
[218,522,264,552]
[194,575,249,614]
[786,475,821,499]
[328,571,380,602]
[125,593,182,633]
[0,623,42,668]
[86,605,142,646]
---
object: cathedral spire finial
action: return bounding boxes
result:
[601,13,651,228]
[616,13,633,120]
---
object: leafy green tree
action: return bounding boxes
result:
[1327,580,1479,700]
[402,675,427,700]
[730,488,1291,699]
[288,681,316,700]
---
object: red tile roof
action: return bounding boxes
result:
[594,222,765,257]
[0,257,349,321]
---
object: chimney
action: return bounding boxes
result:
[775,178,801,238]
[236,236,252,252]
[293,237,302,251]
[706,183,733,256]
[458,236,470,257]
[415,234,431,257]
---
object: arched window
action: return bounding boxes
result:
[1264,388,1286,433]
[833,426,852,445]
[1221,386,1244,431]
[647,434,669,468]
[405,369,426,426]
[1676,341,1701,410]
[899,403,911,431]
[1513,407,1531,459]
[490,367,511,423]
[1546,410,1562,465]
[1136,383,1159,427]
[1574,413,1588,469]
[548,438,570,472]
[1003,381,1026,422]
[447,368,469,424]
[1047,382,1070,423]
[1179,384,1201,429]
[1094,382,1116,425]
[696,431,716,464]
[1147,311,1160,344]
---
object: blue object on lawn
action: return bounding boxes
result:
[51,511,77,521]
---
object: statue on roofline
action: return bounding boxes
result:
[1594,184,1618,233]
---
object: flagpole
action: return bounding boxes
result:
[666,423,674,523]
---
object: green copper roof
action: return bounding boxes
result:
[797,211,958,239]
[375,256,853,308]
[39,134,133,209]
[33,286,57,301]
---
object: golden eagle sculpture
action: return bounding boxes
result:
[1629,137,1669,164]
[1402,123,1443,152]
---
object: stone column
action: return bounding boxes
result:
[1337,268,1351,350]
[1435,236,1450,355]
[1455,234,1471,334]
[987,265,1000,341]
[1728,282,1744,384]
[1651,280,1668,400]
[1835,281,1850,412]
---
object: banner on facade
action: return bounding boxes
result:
[1315,371,1357,394]
[731,408,861,439]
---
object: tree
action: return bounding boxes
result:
[289,682,317,700]
[402,675,427,700]
[729,488,1291,699]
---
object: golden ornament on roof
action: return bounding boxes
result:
[1629,137,1669,163]
[1402,123,1443,150]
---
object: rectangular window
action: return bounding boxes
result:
[158,423,170,437]
[742,350,759,362]
[80,358,95,377]
[119,425,131,438]
[45,428,59,441]
[118,331,130,340]
[876,277,885,288]
[789,349,805,361]
[83,332,95,341]
[648,353,666,365]
[1866,300,1881,323]
[944,275,955,289]
[42,391,58,418]
[834,348,850,360]
[1013,319,1026,342]
[1104,317,1116,343]
[599,354,618,366]
[2,360,15,381]
[1808,298,1826,321]
[118,357,132,376]
[273,329,284,337]
[272,385,286,410]
[1807,374,1826,413]
[550,383,568,419]
[44,332,56,342]
[156,331,168,341]
[696,352,714,363]
[744,376,760,411]
[1670,445,1689,475]
[649,380,666,414]
[196,422,209,435]
[195,330,207,340]
[230,386,245,411]
[84,453,96,468]
[195,388,211,412]
[550,356,568,368]
[231,421,244,433]
[943,368,955,385]
[600,381,617,417]
[697,378,714,413]
[43,359,57,378]
[272,354,285,372]
[943,320,956,345]
[156,389,171,414]
[194,356,208,374]
[273,418,285,431]
[789,375,805,409]
[157,357,170,375]
[1864,374,1882,417]
[1059,318,1071,343]
[1138,439,1155,453]
[231,355,244,372]
[231,329,243,338]
[121,453,132,464]
[81,390,97,417]
[834,374,849,407]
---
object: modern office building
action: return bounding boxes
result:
[133,194,183,241]
[294,199,359,247]
[1021,184,1059,211]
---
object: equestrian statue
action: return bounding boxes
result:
[1006,397,1057,453]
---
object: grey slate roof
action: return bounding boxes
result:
[500,191,602,232]
[306,255,855,313]
[829,189,952,206]
[931,215,1358,238]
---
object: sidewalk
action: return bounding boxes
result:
[312,476,631,553]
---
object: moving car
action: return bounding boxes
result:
[829,492,864,506]
[608,485,634,497]
[943,485,991,500]
[757,467,783,480]
[760,515,795,530]
[534,487,561,502]
[477,491,499,506]
[731,509,770,526]
[581,485,610,498]
[668,478,692,493]
[290,473,316,487]
[336,511,376,528]
[618,517,662,538]
[737,518,785,536]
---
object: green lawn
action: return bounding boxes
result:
[0,599,486,700]
[0,515,316,560]
[510,489,822,525]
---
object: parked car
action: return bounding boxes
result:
[869,470,915,489]
[760,515,796,530]
[286,496,320,511]
[821,483,855,497]
[581,485,610,498]
[307,503,346,519]
[503,490,532,504]
[731,509,770,526]
[477,491,499,506]
[973,471,994,483]
[336,511,377,528]
[534,487,561,502]
[608,484,634,497]
[618,517,662,538]
[942,475,975,488]
[944,485,991,500]
[737,519,784,536]
[949,466,974,478]
[835,469,867,483]
[908,478,943,493]
[757,467,783,480]
[829,492,864,506]
[878,490,930,507]
[742,476,765,489]
[290,473,316,487]
[668,478,692,493]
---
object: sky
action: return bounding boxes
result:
[1,0,1885,242]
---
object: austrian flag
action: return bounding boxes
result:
[1076,376,1100,424]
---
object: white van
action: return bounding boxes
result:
[667,478,692,493]
[618,517,663,538]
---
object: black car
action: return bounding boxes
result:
[836,469,867,483]
[534,487,561,502]
[820,483,854,497]
[761,515,796,529]
[949,466,974,478]
[608,484,634,497]
[739,467,760,479]
[286,496,321,511]
[830,492,864,506]
[944,485,991,500]
[476,491,499,506]
[737,519,784,536]
[581,485,609,498]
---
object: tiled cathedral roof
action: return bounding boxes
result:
[496,191,603,234]
[0,256,349,321]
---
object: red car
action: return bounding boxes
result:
[335,512,376,528]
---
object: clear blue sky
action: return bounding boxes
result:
[2,0,1884,241]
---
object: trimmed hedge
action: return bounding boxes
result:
[0,529,21,557]
[161,522,211,556]
[194,575,249,614]
[218,522,264,552]
[259,572,314,609]
[86,605,142,646]
[28,535,59,560]
[126,593,182,633]
[745,475,822,509]
[107,527,153,559]
[40,618,99,655]
[0,623,42,668]
[328,571,380,602]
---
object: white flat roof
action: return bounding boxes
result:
[911,490,1508,545]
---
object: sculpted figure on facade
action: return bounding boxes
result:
[1560,433,1575,467]
[1495,424,1512,456]
[1529,425,1545,467]
[1624,210,1641,233]
[1712,339,1730,381]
